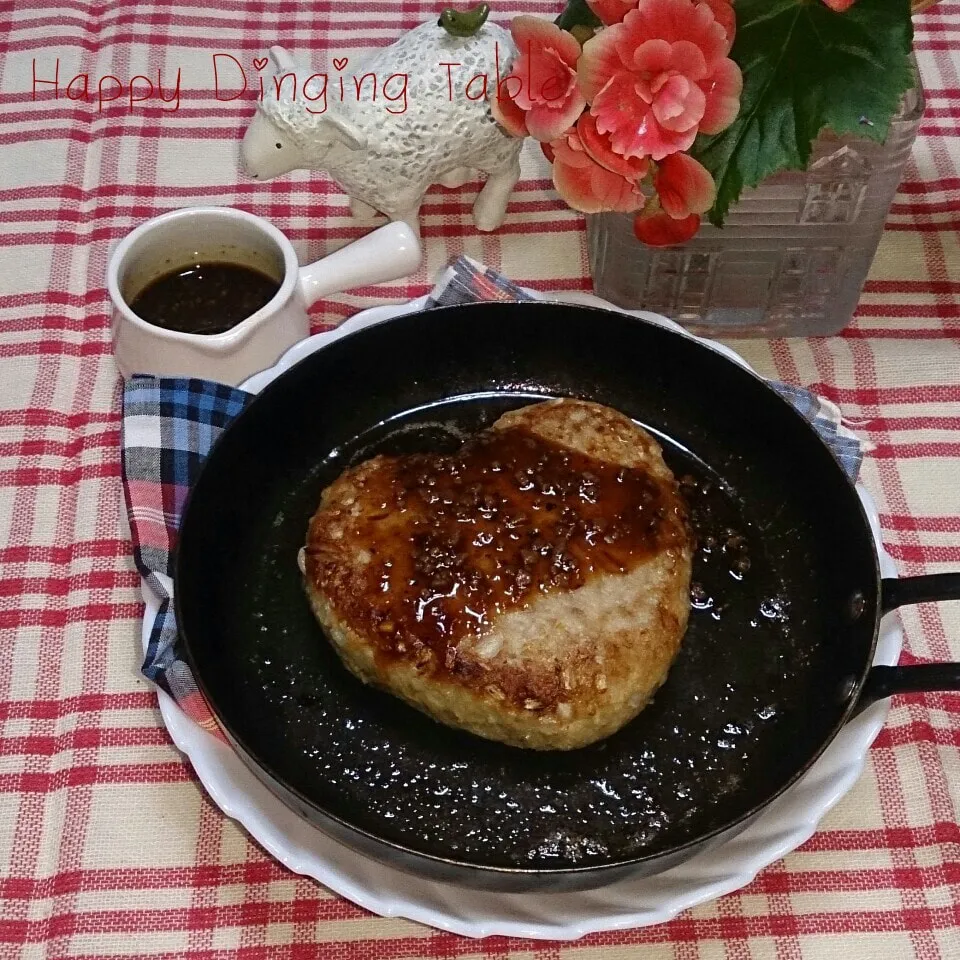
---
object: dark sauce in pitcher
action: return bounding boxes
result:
[129,262,281,335]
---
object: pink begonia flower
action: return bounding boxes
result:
[491,16,587,143]
[586,0,638,26]
[578,111,650,179]
[699,0,735,40]
[578,0,742,161]
[631,152,713,245]
[550,126,646,214]
[698,56,742,135]
[590,0,736,36]
[633,209,701,245]
[821,0,858,10]
[654,151,715,218]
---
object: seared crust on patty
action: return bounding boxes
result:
[303,399,693,750]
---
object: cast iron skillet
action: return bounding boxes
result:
[176,302,960,892]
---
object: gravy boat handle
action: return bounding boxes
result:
[298,222,422,308]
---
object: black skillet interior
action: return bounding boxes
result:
[177,302,881,873]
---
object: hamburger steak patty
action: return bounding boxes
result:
[302,398,694,750]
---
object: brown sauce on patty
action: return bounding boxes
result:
[305,426,690,671]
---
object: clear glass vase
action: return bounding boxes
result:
[585,62,925,338]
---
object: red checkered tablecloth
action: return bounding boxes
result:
[1,2,959,957]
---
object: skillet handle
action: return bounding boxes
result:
[856,664,960,714]
[880,573,960,613]
[853,574,960,715]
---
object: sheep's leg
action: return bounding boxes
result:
[473,156,521,232]
[397,209,422,237]
[438,167,473,189]
[349,196,378,219]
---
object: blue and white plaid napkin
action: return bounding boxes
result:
[121,255,865,736]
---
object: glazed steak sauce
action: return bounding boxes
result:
[305,427,690,674]
[129,262,280,335]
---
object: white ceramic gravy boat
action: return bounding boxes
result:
[108,206,422,385]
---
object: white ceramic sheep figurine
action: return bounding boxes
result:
[240,15,524,233]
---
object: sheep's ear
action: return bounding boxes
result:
[269,45,299,74]
[323,114,367,151]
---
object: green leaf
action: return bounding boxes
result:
[691,0,915,227]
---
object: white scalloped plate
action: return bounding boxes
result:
[142,291,900,940]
